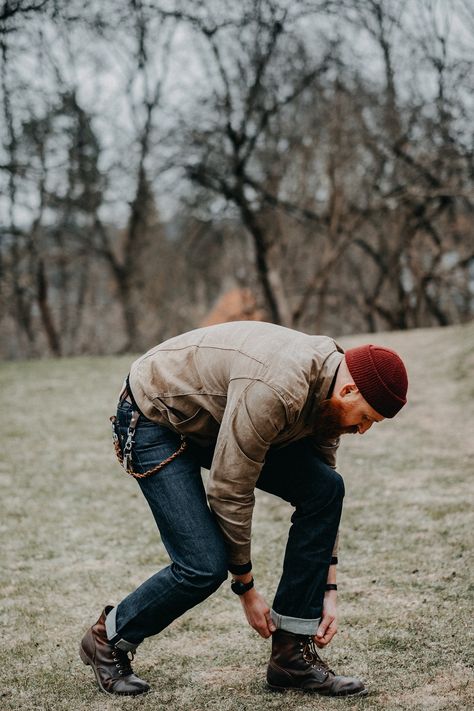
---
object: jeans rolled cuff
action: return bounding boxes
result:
[270,608,321,635]
[104,605,138,653]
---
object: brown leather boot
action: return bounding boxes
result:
[267,629,368,696]
[79,606,150,695]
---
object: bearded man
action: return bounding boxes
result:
[80,320,408,698]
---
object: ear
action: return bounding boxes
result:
[339,382,358,398]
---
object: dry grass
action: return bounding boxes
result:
[1,323,473,711]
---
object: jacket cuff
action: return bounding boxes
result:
[228,561,252,575]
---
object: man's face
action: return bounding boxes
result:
[333,387,385,434]
[313,385,385,441]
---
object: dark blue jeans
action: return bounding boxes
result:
[106,399,344,649]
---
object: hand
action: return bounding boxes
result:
[315,590,337,648]
[239,587,276,638]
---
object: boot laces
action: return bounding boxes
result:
[111,648,135,676]
[301,637,333,674]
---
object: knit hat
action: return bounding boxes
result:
[345,344,408,418]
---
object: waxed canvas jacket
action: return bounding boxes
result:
[129,321,344,569]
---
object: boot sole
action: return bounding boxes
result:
[267,681,369,697]
[79,643,149,696]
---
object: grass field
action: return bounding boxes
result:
[1,323,473,711]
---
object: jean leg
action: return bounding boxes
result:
[107,402,228,647]
[256,439,344,634]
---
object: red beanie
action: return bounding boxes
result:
[345,344,408,418]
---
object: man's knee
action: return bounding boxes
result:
[295,462,345,515]
[204,560,229,590]
[172,559,228,591]
[330,469,345,502]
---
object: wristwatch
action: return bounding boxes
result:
[231,577,254,595]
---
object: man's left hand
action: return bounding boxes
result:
[315,590,337,648]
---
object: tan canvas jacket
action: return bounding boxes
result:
[129,321,344,569]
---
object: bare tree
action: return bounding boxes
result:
[176,0,346,326]
[86,0,178,351]
[0,0,472,358]
[334,0,473,331]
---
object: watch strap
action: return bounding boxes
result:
[231,577,254,595]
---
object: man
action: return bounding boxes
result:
[80,320,408,697]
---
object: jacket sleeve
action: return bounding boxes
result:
[206,379,289,572]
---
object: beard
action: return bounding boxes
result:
[311,397,358,442]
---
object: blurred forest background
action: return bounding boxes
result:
[0,0,473,359]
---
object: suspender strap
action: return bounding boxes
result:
[125,375,146,417]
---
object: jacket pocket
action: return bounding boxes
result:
[152,395,203,428]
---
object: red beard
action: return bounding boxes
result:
[311,398,358,442]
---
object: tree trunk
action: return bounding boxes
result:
[238,200,292,326]
[36,258,61,356]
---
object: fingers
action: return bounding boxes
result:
[251,615,271,638]
[254,610,274,638]
[266,611,277,634]
[241,591,276,638]
[315,617,337,648]
[250,609,275,638]
[316,614,330,640]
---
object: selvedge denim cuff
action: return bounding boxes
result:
[271,608,321,635]
[105,605,138,653]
